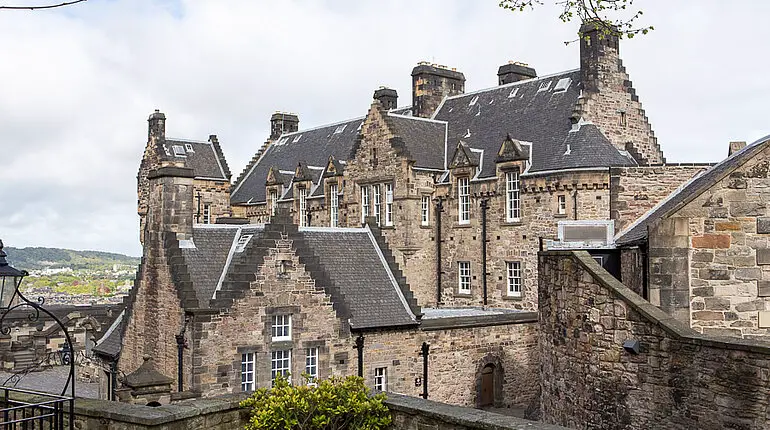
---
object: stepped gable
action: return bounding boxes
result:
[178,225,263,306]
[300,227,419,329]
[163,138,230,181]
[231,117,364,205]
[434,70,635,178]
[386,113,447,169]
[617,134,770,246]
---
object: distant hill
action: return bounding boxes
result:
[4,247,140,272]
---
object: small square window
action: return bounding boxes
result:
[271,314,291,341]
[184,143,194,152]
[557,195,566,215]
[374,367,387,391]
[172,145,186,157]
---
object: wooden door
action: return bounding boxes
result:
[480,364,494,407]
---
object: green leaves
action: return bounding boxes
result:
[239,375,392,430]
[498,0,654,41]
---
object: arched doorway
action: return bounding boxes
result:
[479,364,495,407]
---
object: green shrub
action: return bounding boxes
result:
[240,375,391,430]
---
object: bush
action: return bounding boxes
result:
[240,375,391,430]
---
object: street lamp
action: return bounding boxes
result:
[0,240,27,309]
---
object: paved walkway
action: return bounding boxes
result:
[0,366,100,399]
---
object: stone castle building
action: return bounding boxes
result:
[98,21,770,424]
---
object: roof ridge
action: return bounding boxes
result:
[275,115,366,138]
[387,112,448,125]
[445,68,580,100]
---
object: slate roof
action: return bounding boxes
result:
[616,134,770,246]
[231,118,364,204]
[434,70,636,178]
[301,229,417,329]
[163,139,231,181]
[92,310,124,359]
[387,114,447,169]
[181,225,263,305]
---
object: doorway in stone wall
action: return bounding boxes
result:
[479,363,495,407]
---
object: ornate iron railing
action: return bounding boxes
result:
[0,386,72,429]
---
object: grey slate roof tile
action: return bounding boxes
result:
[231,118,364,204]
[387,114,447,169]
[617,134,770,246]
[434,70,636,177]
[164,139,229,180]
[300,229,416,329]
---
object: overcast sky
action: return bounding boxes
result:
[0,0,768,258]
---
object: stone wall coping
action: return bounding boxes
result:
[147,166,196,179]
[540,250,770,354]
[73,392,250,426]
[419,312,538,331]
[384,393,569,430]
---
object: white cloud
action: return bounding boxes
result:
[0,0,768,256]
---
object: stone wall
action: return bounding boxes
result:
[540,250,770,430]
[193,178,231,224]
[610,165,709,233]
[71,391,566,430]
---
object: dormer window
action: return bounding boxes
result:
[505,170,521,222]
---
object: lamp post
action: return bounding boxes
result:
[0,239,76,402]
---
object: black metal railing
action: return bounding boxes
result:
[0,386,72,429]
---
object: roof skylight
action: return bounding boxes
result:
[234,234,253,253]
[468,95,479,106]
[334,124,347,134]
[172,145,186,157]
[508,88,519,98]
[293,134,302,143]
[537,81,552,92]
[185,143,194,152]
[553,78,572,92]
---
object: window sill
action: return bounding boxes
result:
[379,225,395,230]
[453,224,473,229]
[454,292,473,298]
[501,221,523,227]
[419,224,432,229]
[502,294,524,301]
[554,214,567,219]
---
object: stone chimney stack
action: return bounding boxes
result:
[497,61,537,85]
[270,112,299,140]
[145,166,195,242]
[579,20,621,94]
[148,109,166,141]
[729,141,747,157]
[373,87,398,110]
[411,62,465,118]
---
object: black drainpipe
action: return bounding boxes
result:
[176,317,189,392]
[435,199,444,306]
[355,334,365,377]
[480,198,489,307]
[420,342,430,399]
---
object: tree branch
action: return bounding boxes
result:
[0,0,87,10]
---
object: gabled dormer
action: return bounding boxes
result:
[448,141,479,177]
[495,135,529,224]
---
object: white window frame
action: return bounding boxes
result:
[373,184,382,226]
[298,187,307,227]
[241,352,255,391]
[203,203,211,224]
[505,170,521,222]
[421,196,430,226]
[458,261,471,294]
[374,367,387,391]
[271,349,292,385]
[385,183,394,227]
[557,195,566,215]
[506,261,522,298]
[329,184,339,227]
[458,177,470,224]
[305,347,319,384]
[270,190,278,216]
[361,186,370,225]
[271,314,292,341]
